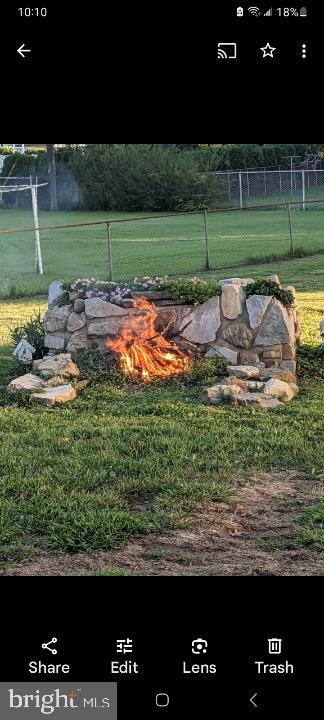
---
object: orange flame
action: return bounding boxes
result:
[106,298,191,381]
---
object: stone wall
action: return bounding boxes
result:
[44,278,299,370]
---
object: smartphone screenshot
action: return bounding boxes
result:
[0,136,322,715]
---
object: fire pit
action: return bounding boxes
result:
[43,275,300,406]
[106,298,191,381]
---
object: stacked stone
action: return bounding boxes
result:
[44,282,193,355]
[201,364,299,410]
[44,277,299,379]
[6,354,82,405]
[179,277,298,374]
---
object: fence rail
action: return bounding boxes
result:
[0,199,323,296]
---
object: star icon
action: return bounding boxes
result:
[260,42,276,58]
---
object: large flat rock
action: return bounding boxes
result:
[258,368,296,383]
[48,280,64,309]
[205,344,238,364]
[219,278,254,286]
[44,306,72,333]
[44,333,66,351]
[221,284,245,320]
[263,378,295,401]
[85,298,129,318]
[87,318,124,337]
[228,365,260,379]
[31,384,77,405]
[179,297,220,345]
[222,321,253,349]
[7,373,44,393]
[231,392,283,410]
[254,299,294,347]
[33,354,80,379]
[66,328,89,352]
[246,295,271,330]
[67,312,86,333]
[201,383,243,404]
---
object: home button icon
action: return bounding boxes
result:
[156,693,170,708]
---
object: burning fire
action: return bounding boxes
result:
[106,298,191,381]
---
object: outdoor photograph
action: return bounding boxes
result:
[0,142,323,577]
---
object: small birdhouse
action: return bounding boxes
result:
[13,339,36,365]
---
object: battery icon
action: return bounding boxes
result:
[300,7,307,16]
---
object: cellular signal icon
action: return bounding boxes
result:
[264,8,273,15]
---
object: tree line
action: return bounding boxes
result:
[0,144,321,212]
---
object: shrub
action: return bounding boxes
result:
[245,280,294,306]
[163,277,221,304]
[297,346,324,380]
[69,144,224,212]
[11,310,46,361]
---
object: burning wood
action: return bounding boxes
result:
[106,298,191,381]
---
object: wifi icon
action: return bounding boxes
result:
[248,6,261,15]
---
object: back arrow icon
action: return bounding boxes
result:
[17,44,31,58]
[250,693,258,708]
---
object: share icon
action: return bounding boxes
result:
[41,637,58,655]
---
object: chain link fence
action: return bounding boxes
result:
[213,170,324,208]
[0,200,323,296]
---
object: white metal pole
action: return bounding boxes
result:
[239,172,243,209]
[31,183,43,275]
[302,170,306,211]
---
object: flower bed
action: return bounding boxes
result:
[61,276,221,307]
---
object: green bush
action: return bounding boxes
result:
[163,277,221,304]
[245,280,294,306]
[69,144,224,212]
[11,310,46,362]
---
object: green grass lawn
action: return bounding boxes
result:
[0,290,323,565]
[0,207,323,297]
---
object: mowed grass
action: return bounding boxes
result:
[0,207,323,296]
[0,291,323,563]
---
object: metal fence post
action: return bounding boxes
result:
[203,210,211,270]
[302,170,306,211]
[239,172,243,209]
[287,203,294,257]
[107,221,113,280]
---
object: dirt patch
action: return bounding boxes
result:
[2,472,324,576]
